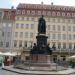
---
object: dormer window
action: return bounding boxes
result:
[16,10,21,14]
[57,12,60,16]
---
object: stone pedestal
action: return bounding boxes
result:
[29,16,52,69]
[36,34,48,47]
[30,54,52,63]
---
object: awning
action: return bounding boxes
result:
[0,52,21,56]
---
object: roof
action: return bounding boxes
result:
[17,3,75,11]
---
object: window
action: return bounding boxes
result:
[57,25,60,31]
[52,12,56,17]
[31,17,34,21]
[7,32,10,37]
[8,24,11,27]
[19,40,22,47]
[69,34,71,40]
[47,25,50,30]
[30,32,33,38]
[62,26,66,31]
[68,26,71,31]
[25,24,29,29]
[62,12,65,17]
[56,12,60,16]
[67,19,70,24]
[16,23,19,28]
[48,18,50,22]
[25,32,28,38]
[26,56,29,60]
[21,24,24,28]
[69,43,72,49]
[42,11,46,15]
[3,23,6,27]
[16,16,20,20]
[27,10,30,15]
[58,34,61,40]
[74,43,75,49]
[58,43,61,49]
[22,17,24,20]
[20,32,23,38]
[16,10,21,14]
[63,43,66,49]
[48,33,50,38]
[52,34,56,39]
[2,32,4,37]
[52,18,55,22]
[31,24,34,29]
[0,41,3,47]
[72,19,75,24]
[22,10,25,15]
[73,26,75,31]
[0,12,2,17]
[24,41,27,47]
[31,10,35,15]
[47,11,51,16]
[37,11,41,15]
[62,19,65,23]
[26,17,29,21]
[6,42,9,47]
[30,41,33,48]
[19,17,21,20]
[52,25,55,31]
[14,40,17,47]
[73,35,75,40]
[63,34,66,40]
[57,18,60,23]
[15,32,18,37]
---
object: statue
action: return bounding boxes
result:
[30,15,52,55]
[38,15,46,34]
[46,44,52,55]
[30,43,37,54]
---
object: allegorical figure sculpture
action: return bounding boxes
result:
[38,15,46,34]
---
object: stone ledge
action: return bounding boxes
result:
[2,66,75,75]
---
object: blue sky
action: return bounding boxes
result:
[1,0,75,8]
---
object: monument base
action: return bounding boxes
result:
[30,54,53,63]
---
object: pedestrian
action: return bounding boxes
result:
[2,62,4,68]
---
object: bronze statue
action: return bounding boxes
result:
[30,15,52,55]
[38,15,46,34]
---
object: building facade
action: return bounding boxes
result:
[14,3,75,50]
[0,8,15,52]
[0,3,75,60]
[14,3,75,61]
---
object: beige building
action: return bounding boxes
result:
[14,3,75,50]
[13,3,75,60]
[0,3,75,60]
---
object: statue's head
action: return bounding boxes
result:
[34,43,36,46]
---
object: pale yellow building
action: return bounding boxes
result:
[13,3,75,60]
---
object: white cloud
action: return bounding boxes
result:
[11,0,75,7]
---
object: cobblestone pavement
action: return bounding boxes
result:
[0,68,34,75]
[0,69,22,75]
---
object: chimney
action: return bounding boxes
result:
[41,1,44,5]
[11,6,14,9]
[51,2,53,5]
